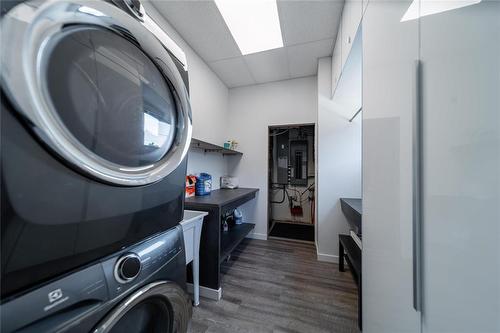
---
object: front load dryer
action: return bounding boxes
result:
[1,226,192,333]
[0,0,192,300]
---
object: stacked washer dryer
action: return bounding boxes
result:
[1,0,193,331]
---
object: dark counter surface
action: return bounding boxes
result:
[340,198,362,215]
[185,188,259,208]
[184,187,259,291]
[340,198,362,234]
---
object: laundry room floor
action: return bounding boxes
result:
[188,239,359,333]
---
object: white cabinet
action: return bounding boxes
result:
[362,0,421,332]
[331,29,342,96]
[341,0,362,70]
[362,0,369,16]
[420,1,500,332]
[332,0,363,97]
[340,7,349,70]
[363,0,500,332]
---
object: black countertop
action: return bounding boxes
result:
[185,188,259,209]
[184,188,259,291]
[340,198,362,215]
[340,198,362,234]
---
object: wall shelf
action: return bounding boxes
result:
[220,223,255,264]
[190,138,242,156]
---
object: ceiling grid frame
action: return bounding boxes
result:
[151,0,344,88]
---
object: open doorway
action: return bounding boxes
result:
[267,124,315,242]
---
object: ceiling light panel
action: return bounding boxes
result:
[214,0,284,55]
[401,0,481,22]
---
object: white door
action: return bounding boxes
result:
[420,1,500,332]
[362,0,421,331]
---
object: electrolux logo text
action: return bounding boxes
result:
[44,288,69,312]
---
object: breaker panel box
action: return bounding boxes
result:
[275,132,289,185]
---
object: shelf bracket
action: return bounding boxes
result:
[349,107,362,122]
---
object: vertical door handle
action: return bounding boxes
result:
[412,60,423,312]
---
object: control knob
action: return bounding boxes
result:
[114,253,141,284]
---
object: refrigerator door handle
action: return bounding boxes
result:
[412,60,423,312]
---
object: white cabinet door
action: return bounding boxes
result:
[350,0,363,35]
[363,0,369,16]
[341,0,363,70]
[341,6,350,70]
[420,1,500,332]
[362,0,421,332]
[331,30,342,96]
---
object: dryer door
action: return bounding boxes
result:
[1,0,192,186]
[93,281,192,333]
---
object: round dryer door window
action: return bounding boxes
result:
[1,0,192,186]
[46,27,177,168]
[107,297,171,333]
[93,281,192,333]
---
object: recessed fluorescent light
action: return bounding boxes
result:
[214,0,284,55]
[401,0,481,22]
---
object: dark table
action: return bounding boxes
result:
[185,188,259,298]
[339,234,362,330]
[340,198,362,234]
[339,197,362,330]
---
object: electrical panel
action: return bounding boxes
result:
[276,132,289,185]
[289,140,308,186]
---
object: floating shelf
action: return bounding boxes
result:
[190,138,242,156]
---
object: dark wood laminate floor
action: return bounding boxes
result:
[188,238,359,333]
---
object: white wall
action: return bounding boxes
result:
[226,77,318,239]
[316,57,362,263]
[144,1,229,179]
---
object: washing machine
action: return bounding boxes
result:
[1,0,192,314]
[1,226,192,332]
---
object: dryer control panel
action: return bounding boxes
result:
[114,253,142,283]
[0,226,184,333]
[102,226,184,298]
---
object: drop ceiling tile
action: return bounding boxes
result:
[287,38,334,77]
[151,1,241,62]
[278,0,344,46]
[209,57,255,88]
[243,48,290,84]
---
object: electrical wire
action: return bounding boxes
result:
[269,129,289,137]
[300,182,315,195]
[284,188,294,208]
[311,196,315,225]
[270,185,286,204]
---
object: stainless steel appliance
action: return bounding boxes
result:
[1,0,192,301]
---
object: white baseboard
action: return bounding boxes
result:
[317,252,339,264]
[246,232,267,240]
[186,283,222,301]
